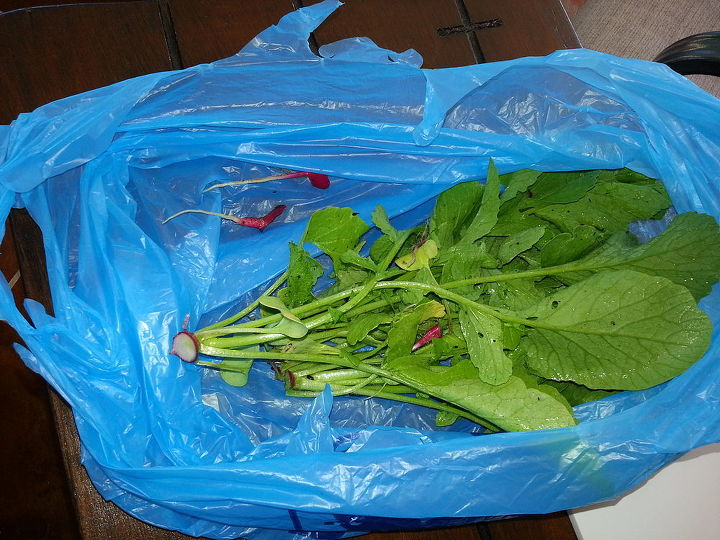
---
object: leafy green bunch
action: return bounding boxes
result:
[174,163,720,432]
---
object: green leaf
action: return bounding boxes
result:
[458,160,502,245]
[386,301,446,362]
[540,225,603,267]
[574,212,720,300]
[305,207,370,262]
[542,379,617,407]
[518,170,601,209]
[485,277,547,312]
[497,226,546,264]
[346,313,393,345]
[371,205,400,241]
[259,296,300,321]
[438,243,498,285]
[220,360,254,387]
[501,324,523,350]
[340,249,377,271]
[259,296,308,339]
[458,308,513,385]
[385,357,577,431]
[401,266,440,305]
[270,317,309,339]
[430,181,484,249]
[519,270,712,390]
[284,242,324,308]
[492,206,548,236]
[325,267,371,293]
[430,333,467,361]
[499,169,542,203]
[326,307,344,323]
[396,239,439,270]
[435,410,460,427]
[369,234,394,263]
[531,180,670,233]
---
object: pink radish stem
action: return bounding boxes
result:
[412,325,443,352]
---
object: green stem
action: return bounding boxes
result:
[201,296,396,350]
[201,279,525,351]
[199,345,497,429]
[443,263,577,288]
[199,263,571,337]
[374,280,528,325]
[307,368,377,383]
[198,346,416,393]
[198,346,355,365]
[199,219,330,333]
[351,388,496,429]
[195,257,594,352]
[285,362,340,378]
[200,271,288,332]
[287,384,496,430]
[292,377,369,392]
[336,229,412,315]
[332,375,381,396]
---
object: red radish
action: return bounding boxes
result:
[234,205,286,231]
[170,330,199,363]
[411,325,442,352]
[203,171,330,192]
[162,205,286,231]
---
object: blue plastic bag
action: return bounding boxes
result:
[2,1,720,538]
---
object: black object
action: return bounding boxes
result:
[654,31,720,77]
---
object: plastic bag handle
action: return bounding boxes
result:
[654,32,720,77]
[232,0,342,63]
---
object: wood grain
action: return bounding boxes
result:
[0,2,171,121]
[169,0,299,68]
[49,389,198,539]
[303,0,478,68]
[464,0,580,61]
[0,3,183,539]
[0,0,132,12]
[0,218,81,540]
[483,512,579,540]
[365,525,484,540]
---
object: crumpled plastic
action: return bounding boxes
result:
[1,1,719,538]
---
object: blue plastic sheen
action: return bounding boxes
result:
[1,1,720,538]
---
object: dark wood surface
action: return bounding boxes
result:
[306,0,480,67]
[0,220,81,540]
[465,0,580,61]
[0,1,580,539]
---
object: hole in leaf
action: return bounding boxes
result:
[551,300,559,308]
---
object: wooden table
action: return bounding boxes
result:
[0,1,580,538]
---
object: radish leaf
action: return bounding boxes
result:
[519,270,712,390]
